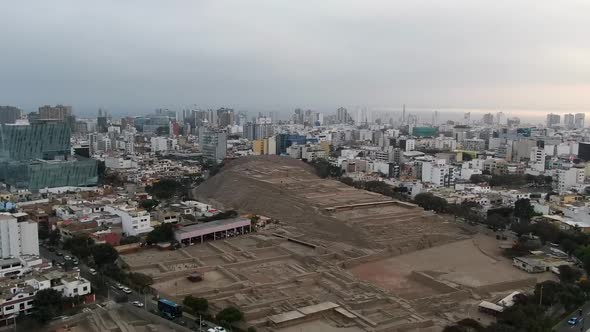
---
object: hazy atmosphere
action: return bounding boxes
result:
[1,0,589,118]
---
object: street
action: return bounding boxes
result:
[39,246,218,331]
[554,302,590,332]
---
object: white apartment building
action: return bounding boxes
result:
[104,157,135,170]
[405,139,416,152]
[422,159,456,187]
[105,205,153,236]
[0,270,91,322]
[557,168,585,192]
[434,136,457,150]
[151,137,178,153]
[529,147,546,172]
[0,214,39,259]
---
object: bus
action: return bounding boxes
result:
[158,298,182,319]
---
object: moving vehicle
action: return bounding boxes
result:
[158,298,182,320]
[89,268,97,275]
[131,301,144,308]
[568,317,579,325]
[122,287,132,294]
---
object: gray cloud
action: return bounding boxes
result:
[0,0,589,117]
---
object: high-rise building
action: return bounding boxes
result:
[97,109,108,133]
[546,113,561,128]
[507,117,521,127]
[0,214,39,259]
[200,130,227,163]
[0,106,21,125]
[564,113,575,129]
[482,113,494,125]
[38,105,72,121]
[575,113,585,129]
[579,142,590,161]
[217,108,235,127]
[336,107,352,124]
[0,121,97,191]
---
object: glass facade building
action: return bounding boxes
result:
[0,122,97,191]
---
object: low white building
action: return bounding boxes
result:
[105,205,153,236]
[0,269,91,323]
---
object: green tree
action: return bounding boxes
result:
[514,199,536,221]
[413,193,448,212]
[146,223,175,244]
[139,199,160,212]
[557,265,582,284]
[33,289,64,323]
[92,244,119,268]
[63,235,95,260]
[534,280,562,306]
[48,229,61,246]
[486,214,509,231]
[183,295,209,313]
[216,306,243,325]
[129,272,154,289]
[120,236,141,245]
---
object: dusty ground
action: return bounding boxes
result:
[349,234,553,297]
[276,319,365,332]
[118,156,557,332]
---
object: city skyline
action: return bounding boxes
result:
[1,1,589,115]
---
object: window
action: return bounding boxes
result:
[83,286,88,292]
[5,305,14,311]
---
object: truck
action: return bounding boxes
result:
[158,298,182,320]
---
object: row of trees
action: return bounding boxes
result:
[63,235,119,268]
[340,178,407,200]
[470,173,553,188]
[183,296,255,331]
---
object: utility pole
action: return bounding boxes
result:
[539,284,543,306]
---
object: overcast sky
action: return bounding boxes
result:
[0,0,589,117]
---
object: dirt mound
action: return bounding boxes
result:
[193,156,463,250]
[193,156,374,247]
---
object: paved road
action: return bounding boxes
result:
[554,302,590,332]
[39,246,218,331]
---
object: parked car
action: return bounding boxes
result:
[116,283,125,290]
[568,317,579,325]
[56,252,63,256]
[122,287,132,294]
[131,301,144,308]
[73,267,80,272]
[89,268,98,275]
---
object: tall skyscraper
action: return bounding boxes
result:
[336,107,352,124]
[0,106,21,125]
[575,113,585,129]
[546,113,561,128]
[482,113,494,125]
[0,121,97,191]
[38,104,72,121]
[200,129,227,163]
[564,113,575,129]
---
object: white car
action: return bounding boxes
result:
[89,268,98,275]
[116,283,125,290]
[73,267,80,272]
[208,328,226,332]
[131,301,144,308]
[122,287,132,294]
